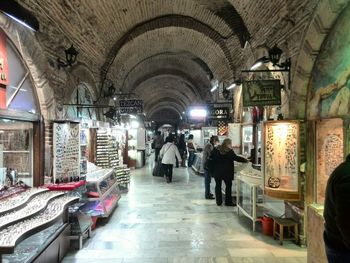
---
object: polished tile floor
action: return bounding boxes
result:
[63,162,307,263]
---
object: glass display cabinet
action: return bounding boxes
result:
[263,121,302,200]
[242,124,253,157]
[236,167,264,231]
[82,168,121,218]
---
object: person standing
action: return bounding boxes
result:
[187,134,196,168]
[210,138,248,206]
[323,154,350,262]
[153,131,164,161]
[160,136,182,183]
[177,134,187,167]
[202,135,219,199]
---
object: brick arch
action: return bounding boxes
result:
[289,0,348,118]
[149,107,182,125]
[145,96,187,114]
[148,105,183,121]
[130,70,206,100]
[121,52,212,100]
[103,15,237,84]
[136,81,198,106]
[109,27,233,91]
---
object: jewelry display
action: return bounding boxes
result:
[0,188,48,214]
[53,122,80,182]
[0,191,64,230]
[0,195,78,248]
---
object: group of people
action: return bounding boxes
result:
[153,132,248,206]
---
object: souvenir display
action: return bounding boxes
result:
[264,121,302,200]
[315,118,344,204]
[53,122,80,183]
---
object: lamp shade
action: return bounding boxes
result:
[268,44,283,65]
[65,44,78,65]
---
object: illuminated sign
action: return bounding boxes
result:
[208,107,229,120]
[242,80,281,107]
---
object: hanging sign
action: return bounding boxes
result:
[208,107,229,120]
[242,80,281,107]
[119,99,143,114]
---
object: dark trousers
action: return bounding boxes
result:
[325,242,350,262]
[214,177,232,205]
[204,170,212,197]
[162,164,173,182]
[155,148,161,161]
[188,152,195,167]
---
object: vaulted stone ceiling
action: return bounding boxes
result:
[17,0,325,124]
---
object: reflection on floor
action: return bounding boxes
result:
[63,161,307,263]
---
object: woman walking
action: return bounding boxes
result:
[160,136,182,183]
[210,138,248,206]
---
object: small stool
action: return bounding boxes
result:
[273,218,298,245]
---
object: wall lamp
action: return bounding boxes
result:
[0,0,39,31]
[57,44,79,69]
[242,44,291,89]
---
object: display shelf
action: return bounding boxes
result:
[0,185,30,201]
[0,195,78,254]
[0,191,64,231]
[2,222,66,263]
[0,188,48,215]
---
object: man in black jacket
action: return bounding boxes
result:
[324,154,350,262]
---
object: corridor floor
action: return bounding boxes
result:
[63,164,307,263]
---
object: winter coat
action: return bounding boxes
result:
[153,135,164,149]
[201,143,214,171]
[160,142,182,166]
[210,148,247,180]
[324,154,350,251]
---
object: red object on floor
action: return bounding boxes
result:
[261,216,274,236]
[91,216,98,230]
[45,180,86,191]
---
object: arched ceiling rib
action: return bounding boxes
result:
[100,14,238,82]
[121,52,213,91]
[109,27,233,88]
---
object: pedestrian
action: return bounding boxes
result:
[178,134,187,167]
[210,138,248,206]
[202,135,219,199]
[153,131,164,161]
[160,136,182,183]
[323,154,350,262]
[187,134,196,168]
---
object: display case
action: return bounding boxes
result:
[0,188,78,262]
[80,128,89,176]
[127,129,137,166]
[192,152,204,174]
[228,123,241,153]
[242,124,253,157]
[236,165,263,231]
[263,121,302,200]
[201,127,217,146]
[82,168,121,217]
[53,121,80,183]
[0,121,34,187]
[315,118,344,204]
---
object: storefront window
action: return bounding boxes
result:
[0,119,33,187]
[67,84,96,120]
[6,37,38,113]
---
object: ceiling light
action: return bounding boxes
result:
[113,97,117,101]
[210,85,218,93]
[226,83,236,90]
[251,61,263,70]
[189,109,207,118]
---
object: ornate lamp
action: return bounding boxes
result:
[57,44,79,68]
[268,44,291,70]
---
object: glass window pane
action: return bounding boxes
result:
[6,40,27,98]
[8,77,38,113]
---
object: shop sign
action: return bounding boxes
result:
[208,107,229,120]
[119,99,143,114]
[242,80,281,107]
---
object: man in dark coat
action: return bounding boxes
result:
[324,154,350,262]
